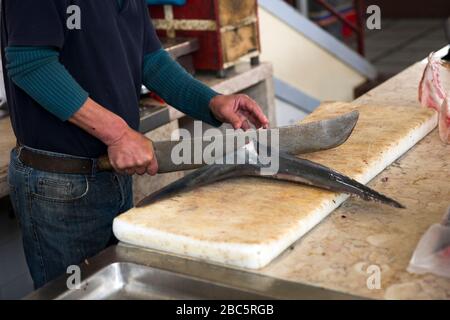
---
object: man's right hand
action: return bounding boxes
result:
[107,127,159,176]
[70,98,159,176]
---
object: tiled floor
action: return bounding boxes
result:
[365,19,448,75]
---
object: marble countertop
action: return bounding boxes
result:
[256,47,450,299]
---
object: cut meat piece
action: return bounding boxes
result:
[419,53,450,144]
[439,98,450,144]
[419,53,446,111]
[440,246,450,258]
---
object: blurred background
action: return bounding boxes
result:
[258,0,449,124]
[0,1,449,124]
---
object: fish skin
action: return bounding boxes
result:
[136,149,404,209]
[271,151,405,209]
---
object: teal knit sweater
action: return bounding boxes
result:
[142,49,221,126]
[5,0,221,126]
[5,47,89,121]
[5,46,221,126]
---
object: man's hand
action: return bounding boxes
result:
[209,94,269,130]
[70,98,158,176]
[107,127,159,176]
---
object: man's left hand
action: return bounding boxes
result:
[209,94,269,131]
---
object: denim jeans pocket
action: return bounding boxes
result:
[30,172,89,203]
[9,148,30,176]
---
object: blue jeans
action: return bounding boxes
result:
[8,147,133,289]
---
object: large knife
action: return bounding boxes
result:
[98,111,359,173]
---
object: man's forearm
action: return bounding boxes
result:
[5,46,131,146]
[143,49,222,127]
[69,98,129,146]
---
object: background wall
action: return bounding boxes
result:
[259,7,367,102]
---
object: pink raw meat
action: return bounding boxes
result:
[440,98,450,143]
[419,54,446,110]
[419,53,450,144]
[439,245,450,258]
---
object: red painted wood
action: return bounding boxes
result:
[148,0,259,72]
[171,0,216,20]
[149,5,165,18]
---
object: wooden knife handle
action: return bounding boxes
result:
[96,153,203,173]
[97,155,114,171]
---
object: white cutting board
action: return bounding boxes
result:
[113,103,438,269]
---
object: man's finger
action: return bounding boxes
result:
[237,112,251,130]
[241,96,269,128]
[240,110,262,129]
[241,120,251,131]
[111,159,130,175]
[228,112,243,130]
[136,166,147,176]
[147,158,159,176]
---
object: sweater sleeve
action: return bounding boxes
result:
[142,49,222,127]
[5,46,89,121]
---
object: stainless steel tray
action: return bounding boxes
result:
[27,245,361,300]
[56,262,267,300]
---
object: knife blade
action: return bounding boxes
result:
[98,111,359,173]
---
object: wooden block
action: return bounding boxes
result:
[221,24,259,64]
[114,103,438,269]
[218,0,257,26]
[149,0,260,72]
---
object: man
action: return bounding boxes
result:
[1,0,269,289]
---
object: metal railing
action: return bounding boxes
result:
[284,0,366,56]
